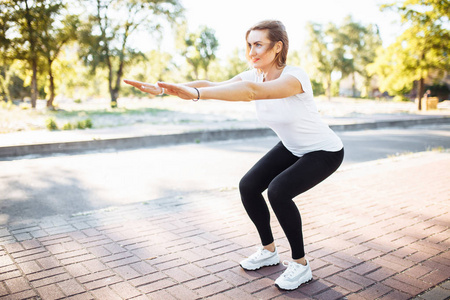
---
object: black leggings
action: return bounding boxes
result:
[239,142,344,259]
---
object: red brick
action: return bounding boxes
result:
[338,270,375,287]
[216,269,250,286]
[325,275,363,293]
[82,259,108,273]
[0,255,14,266]
[382,278,422,295]
[3,289,37,299]
[83,275,122,290]
[3,242,24,253]
[61,253,96,265]
[378,289,411,300]
[129,272,167,287]
[110,281,142,299]
[184,275,221,290]
[31,272,71,288]
[0,282,7,296]
[402,264,434,279]
[4,277,31,293]
[164,267,195,283]
[129,261,157,275]
[57,279,85,296]
[78,269,115,284]
[87,245,111,257]
[114,265,141,280]
[37,256,60,269]
[36,283,65,300]
[314,287,347,300]
[357,283,392,299]
[240,277,274,294]
[18,261,42,274]
[165,284,200,300]
[90,287,122,300]
[366,267,397,281]
[67,292,94,300]
[351,262,380,276]
[146,289,177,300]
[21,239,41,250]
[204,260,236,273]
[421,269,450,285]
[223,287,259,300]
[26,266,66,281]
[138,278,177,293]
[196,280,234,298]
[314,264,343,279]
[65,263,90,277]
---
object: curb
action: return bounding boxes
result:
[1,116,449,158]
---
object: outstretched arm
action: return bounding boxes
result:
[158,74,303,102]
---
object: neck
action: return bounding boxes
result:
[260,64,284,81]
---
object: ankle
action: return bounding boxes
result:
[263,243,276,253]
[293,257,307,266]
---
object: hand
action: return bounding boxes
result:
[123,79,164,95]
[157,82,198,100]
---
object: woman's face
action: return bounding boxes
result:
[247,30,278,70]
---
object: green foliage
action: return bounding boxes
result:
[304,17,381,99]
[371,0,450,109]
[62,122,73,130]
[45,117,58,130]
[181,26,219,80]
[78,0,184,107]
[75,119,92,129]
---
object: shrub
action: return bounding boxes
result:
[45,118,58,131]
[62,122,73,130]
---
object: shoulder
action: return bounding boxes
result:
[282,66,313,95]
[238,68,259,81]
[282,66,309,79]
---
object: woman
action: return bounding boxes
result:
[124,20,344,290]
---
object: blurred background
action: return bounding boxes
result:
[0,0,449,133]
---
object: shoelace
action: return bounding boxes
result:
[249,247,265,260]
[281,260,301,278]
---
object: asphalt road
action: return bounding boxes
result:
[1,124,449,225]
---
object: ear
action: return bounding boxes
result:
[275,41,283,53]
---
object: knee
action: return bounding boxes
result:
[267,181,288,205]
[239,175,264,198]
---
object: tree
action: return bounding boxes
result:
[305,22,352,99]
[0,1,15,102]
[79,0,183,108]
[371,0,450,109]
[182,26,219,80]
[4,0,44,107]
[40,9,79,108]
[340,16,382,98]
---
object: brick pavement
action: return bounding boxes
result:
[0,151,449,299]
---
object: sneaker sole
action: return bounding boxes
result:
[240,261,280,271]
[275,277,313,290]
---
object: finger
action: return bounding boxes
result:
[124,79,147,88]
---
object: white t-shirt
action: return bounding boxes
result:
[238,65,343,157]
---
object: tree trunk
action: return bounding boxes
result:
[352,72,356,97]
[31,58,38,108]
[417,77,424,111]
[47,59,55,109]
[326,73,332,100]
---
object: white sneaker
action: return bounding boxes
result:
[240,247,280,271]
[275,260,313,290]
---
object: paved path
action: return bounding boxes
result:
[0,151,448,299]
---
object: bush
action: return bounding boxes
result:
[62,122,74,130]
[76,119,93,129]
[45,118,58,131]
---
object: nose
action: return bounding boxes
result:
[249,46,256,56]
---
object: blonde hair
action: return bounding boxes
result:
[245,20,289,68]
